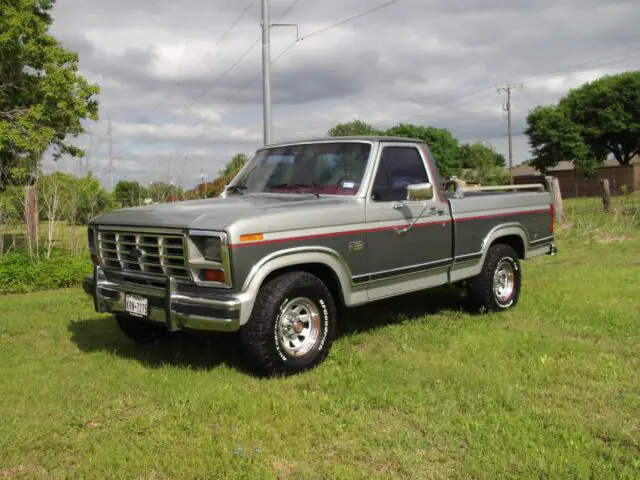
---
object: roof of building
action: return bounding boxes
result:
[513,155,640,177]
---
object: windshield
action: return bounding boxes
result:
[229,142,371,196]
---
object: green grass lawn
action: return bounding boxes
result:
[1,215,640,478]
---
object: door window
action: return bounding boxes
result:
[371,146,430,201]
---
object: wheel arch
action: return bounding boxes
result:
[237,247,359,326]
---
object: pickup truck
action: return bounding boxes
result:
[83,136,557,375]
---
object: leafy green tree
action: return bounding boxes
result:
[525,105,594,174]
[525,71,640,174]
[328,120,383,137]
[459,142,509,185]
[0,0,100,190]
[114,180,147,208]
[149,181,183,203]
[219,153,248,179]
[385,123,462,178]
[460,142,506,168]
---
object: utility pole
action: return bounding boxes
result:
[497,84,522,185]
[261,0,272,145]
[107,116,114,191]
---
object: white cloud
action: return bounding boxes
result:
[47,0,640,189]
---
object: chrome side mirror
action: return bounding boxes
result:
[406,183,434,201]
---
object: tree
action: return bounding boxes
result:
[525,105,594,174]
[525,71,640,173]
[385,123,462,178]
[561,71,640,166]
[148,181,183,203]
[328,119,383,137]
[460,142,506,169]
[219,153,248,179]
[0,0,100,190]
[459,142,509,186]
[114,180,147,208]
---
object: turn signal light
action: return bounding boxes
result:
[240,233,264,243]
[204,269,226,283]
[91,254,101,266]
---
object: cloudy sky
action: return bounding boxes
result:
[46,0,640,189]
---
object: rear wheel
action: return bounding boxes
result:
[115,314,171,344]
[240,271,337,376]
[466,243,521,313]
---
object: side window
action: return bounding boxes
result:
[371,147,430,201]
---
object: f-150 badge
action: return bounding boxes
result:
[348,240,364,252]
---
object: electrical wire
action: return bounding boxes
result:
[298,0,402,42]
[391,46,640,126]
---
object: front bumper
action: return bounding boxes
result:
[83,266,242,332]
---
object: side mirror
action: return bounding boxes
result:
[406,183,434,201]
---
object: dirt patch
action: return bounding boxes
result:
[268,457,297,478]
[595,232,635,244]
[0,466,25,478]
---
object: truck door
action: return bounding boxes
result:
[362,142,453,300]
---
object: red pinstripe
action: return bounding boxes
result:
[228,208,550,248]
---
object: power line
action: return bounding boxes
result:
[390,45,640,126]
[299,0,402,42]
[87,1,259,162]
[204,0,405,117]
[136,0,258,125]
[185,0,303,109]
[517,47,640,85]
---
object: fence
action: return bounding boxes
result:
[0,220,88,260]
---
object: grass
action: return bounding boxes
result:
[1,204,640,478]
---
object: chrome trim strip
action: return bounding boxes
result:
[353,257,454,284]
[530,235,555,245]
[97,225,185,234]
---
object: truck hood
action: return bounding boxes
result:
[90,194,320,231]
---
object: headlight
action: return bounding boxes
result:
[203,236,222,262]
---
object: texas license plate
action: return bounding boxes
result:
[125,294,148,317]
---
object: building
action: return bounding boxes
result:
[512,156,640,198]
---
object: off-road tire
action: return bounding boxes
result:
[466,243,521,313]
[240,271,337,376]
[115,314,172,344]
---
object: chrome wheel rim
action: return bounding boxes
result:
[493,259,515,303]
[277,297,321,357]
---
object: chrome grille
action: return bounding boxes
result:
[98,230,189,279]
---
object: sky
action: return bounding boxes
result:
[45,0,640,190]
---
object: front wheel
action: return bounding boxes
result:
[466,244,522,313]
[240,271,337,376]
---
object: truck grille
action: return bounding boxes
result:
[97,230,190,279]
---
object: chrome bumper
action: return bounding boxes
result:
[83,266,241,332]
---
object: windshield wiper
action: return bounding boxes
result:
[225,184,248,196]
[266,184,320,198]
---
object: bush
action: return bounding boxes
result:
[0,250,92,295]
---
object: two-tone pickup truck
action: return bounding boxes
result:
[83,136,557,375]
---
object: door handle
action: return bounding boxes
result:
[392,202,404,210]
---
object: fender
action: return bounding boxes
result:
[449,223,529,283]
[235,246,366,326]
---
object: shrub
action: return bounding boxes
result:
[0,250,92,295]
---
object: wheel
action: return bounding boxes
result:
[466,243,521,313]
[240,271,337,376]
[115,314,172,344]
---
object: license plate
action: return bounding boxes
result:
[125,294,148,317]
